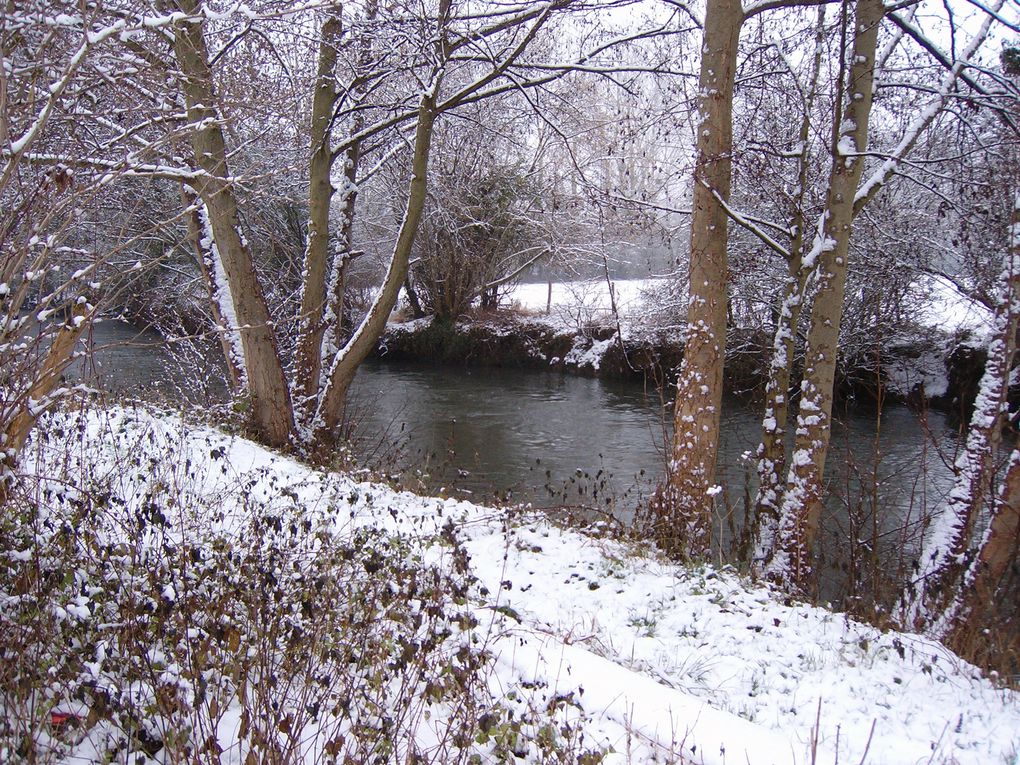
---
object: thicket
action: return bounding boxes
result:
[0,407,608,763]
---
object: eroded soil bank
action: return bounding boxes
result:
[375,313,1002,419]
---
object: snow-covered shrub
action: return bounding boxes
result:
[1,405,618,764]
[0,410,489,763]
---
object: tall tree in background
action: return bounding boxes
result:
[167,0,298,447]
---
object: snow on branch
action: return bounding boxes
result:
[706,184,791,259]
[855,2,1003,212]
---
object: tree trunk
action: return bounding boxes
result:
[766,0,884,588]
[753,3,1002,572]
[912,189,1020,633]
[180,186,245,394]
[751,6,827,565]
[293,10,343,426]
[942,446,1020,649]
[314,91,439,447]
[320,144,363,355]
[169,0,293,447]
[0,301,94,505]
[662,0,741,558]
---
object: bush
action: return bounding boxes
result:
[0,408,491,763]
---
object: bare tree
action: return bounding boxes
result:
[915,189,1020,640]
[154,0,674,453]
[1,3,188,501]
[656,0,742,558]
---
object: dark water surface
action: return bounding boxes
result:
[349,360,957,525]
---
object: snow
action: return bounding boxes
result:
[506,278,658,324]
[20,406,1020,765]
[563,335,617,371]
[915,276,994,339]
[489,275,991,368]
[198,202,247,386]
[836,134,856,157]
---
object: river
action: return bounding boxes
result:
[77,320,959,590]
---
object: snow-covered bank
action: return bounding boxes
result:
[505,276,995,341]
[8,406,1018,763]
[383,276,1004,411]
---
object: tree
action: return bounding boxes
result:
[761,0,884,587]
[912,189,1020,640]
[404,104,565,321]
[748,0,1007,587]
[657,0,742,558]
[745,5,829,560]
[903,39,1020,638]
[159,0,586,450]
[1,3,188,502]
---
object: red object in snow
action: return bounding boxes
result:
[50,711,80,730]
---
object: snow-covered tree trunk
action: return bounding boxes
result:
[907,189,1020,632]
[947,443,1020,643]
[319,0,378,398]
[752,3,1002,572]
[314,89,440,448]
[751,6,827,564]
[765,0,884,589]
[662,0,741,558]
[319,143,363,370]
[180,187,245,394]
[168,0,293,447]
[293,10,343,432]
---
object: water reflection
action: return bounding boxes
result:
[350,360,958,528]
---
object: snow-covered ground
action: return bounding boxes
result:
[506,279,662,321]
[501,276,996,396]
[18,407,1020,764]
[505,276,994,339]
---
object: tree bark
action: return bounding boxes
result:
[662,0,741,558]
[169,0,293,447]
[751,5,827,564]
[766,0,884,588]
[180,186,245,393]
[915,189,1020,634]
[293,10,343,426]
[314,91,439,446]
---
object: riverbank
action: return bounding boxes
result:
[8,403,1018,763]
[376,310,992,416]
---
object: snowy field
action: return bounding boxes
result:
[18,407,1020,764]
[915,276,996,337]
[505,278,662,320]
[503,276,994,338]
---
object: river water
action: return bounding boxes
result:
[349,361,957,544]
[78,320,959,579]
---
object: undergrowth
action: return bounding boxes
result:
[0,405,609,763]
